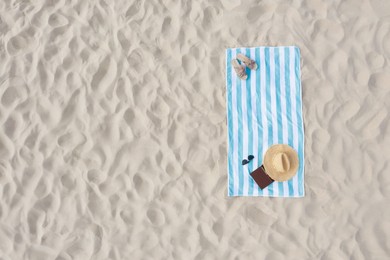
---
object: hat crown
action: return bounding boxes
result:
[272,152,290,172]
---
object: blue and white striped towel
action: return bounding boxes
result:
[226,46,304,197]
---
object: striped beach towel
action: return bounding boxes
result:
[226,46,304,197]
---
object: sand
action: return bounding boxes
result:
[0,0,390,259]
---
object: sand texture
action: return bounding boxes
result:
[1,0,390,259]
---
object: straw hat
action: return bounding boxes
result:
[263,144,299,182]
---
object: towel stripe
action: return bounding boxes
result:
[295,47,304,196]
[260,47,268,196]
[240,48,249,196]
[227,49,233,196]
[263,47,271,196]
[279,47,290,196]
[256,47,263,196]
[248,48,261,196]
[269,48,278,196]
[284,47,294,196]
[290,47,299,197]
[226,46,304,197]
[274,48,284,197]
[245,48,254,196]
[231,49,238,195]
[236,49,244,195]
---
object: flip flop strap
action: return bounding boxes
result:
[247,60,255,67]
[236,67,245,77]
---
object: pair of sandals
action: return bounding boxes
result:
[231,53,258,80]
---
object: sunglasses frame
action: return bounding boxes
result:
[242,155,255,165]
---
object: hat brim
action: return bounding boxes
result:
[263,144,299,182]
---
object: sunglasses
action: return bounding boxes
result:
[242,155,255,165]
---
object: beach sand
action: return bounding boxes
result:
[0,0,390,259]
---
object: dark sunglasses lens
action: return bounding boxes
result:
[248,155,254,160]
[242,159,249,165]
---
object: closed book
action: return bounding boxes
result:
[250,165,274,190]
